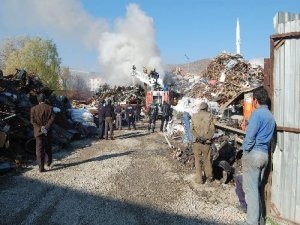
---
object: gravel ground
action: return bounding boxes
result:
[0,122,246,225]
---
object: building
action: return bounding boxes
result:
[69,69,102,92]
[89,78,102,92]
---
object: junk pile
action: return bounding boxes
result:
[189,53,263,104]
[165,53,264,183]
[0,70,98,162]
[164,72,203,96]
[94,85,146,104]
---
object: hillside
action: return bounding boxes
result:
[165,58,212,76]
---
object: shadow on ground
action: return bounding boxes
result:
[115,131,150,139]
[0,174,229,225]
[50,151,134,171]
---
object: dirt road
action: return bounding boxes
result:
[0,122,245,225]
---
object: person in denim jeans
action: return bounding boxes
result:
[240,88,275,225]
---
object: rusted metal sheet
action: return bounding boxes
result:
[271,31,300,40]
[277,126,300,133]
[269,12,300,224]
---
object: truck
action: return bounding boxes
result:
[131,65,170,107]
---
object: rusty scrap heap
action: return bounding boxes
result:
[0,70,97,160]
[190,53,264,104]
[94,85,145,104]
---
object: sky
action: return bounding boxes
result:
[0,0,299,84]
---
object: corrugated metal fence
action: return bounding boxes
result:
[270,12,300,224]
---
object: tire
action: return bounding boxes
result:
[217,160,232,184]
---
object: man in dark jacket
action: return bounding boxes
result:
[160,100,171,132]
[104,99,115,140]
[191,102,215,184]
[30,93,55,172]
[148,101,158,133]
[97,100,106,139]
[126,102,136,130]
[135,101,142,122]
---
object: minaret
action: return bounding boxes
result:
[236,18,241,55]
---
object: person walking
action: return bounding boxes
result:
[30,93,55,172]
[240,88,275,225]
[126,102,136,130]
[160,100,171,132]
[114,103,123,130]
[191,102,215,184]
[97,100,105,139]
[104,99,115,140]
[148,101,158,133]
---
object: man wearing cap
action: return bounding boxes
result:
[191,102,215,184]
[148,101,158,133]
[30,93,55,172]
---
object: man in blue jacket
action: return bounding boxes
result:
[240,88,275,225]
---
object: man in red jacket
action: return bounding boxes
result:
[30,93,55,172]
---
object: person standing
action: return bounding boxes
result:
[30,93,55,172]
[148,101,158,133]
[135,101,142,123]
[115,103,123,130]
[126,102,136,130]
[104,99,115,140]
[183,111,193,145]
[240,88,275,225]
[160,100,171,132]
[97,100,105,139]
[191,102,215,184]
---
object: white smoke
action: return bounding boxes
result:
[0,1,164,84]
[249,58,264,68]
[98,3,164,85]
[0,0,107,48]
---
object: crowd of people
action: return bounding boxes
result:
[96,99,172,139]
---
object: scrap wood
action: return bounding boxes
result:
[163,132,173,149]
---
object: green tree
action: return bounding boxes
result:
[1,36,61,91]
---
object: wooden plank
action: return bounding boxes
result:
[271,31,300,40]
[214,122,245,135]
[277,126,300,133]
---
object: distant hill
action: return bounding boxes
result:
[165,58,212,76]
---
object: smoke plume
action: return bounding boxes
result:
[98,4,164,85]
[0,1,163,84]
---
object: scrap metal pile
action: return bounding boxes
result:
[0,70,98,162]
[166,53,264,182]
[190,53,264,104]
[93,85,146,104]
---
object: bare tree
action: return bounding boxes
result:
[70,75,91,100]
[60,66,72,90]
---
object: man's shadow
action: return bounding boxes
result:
[115,131,149,139]
[49,151,134,171]
[261,125,278,220]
